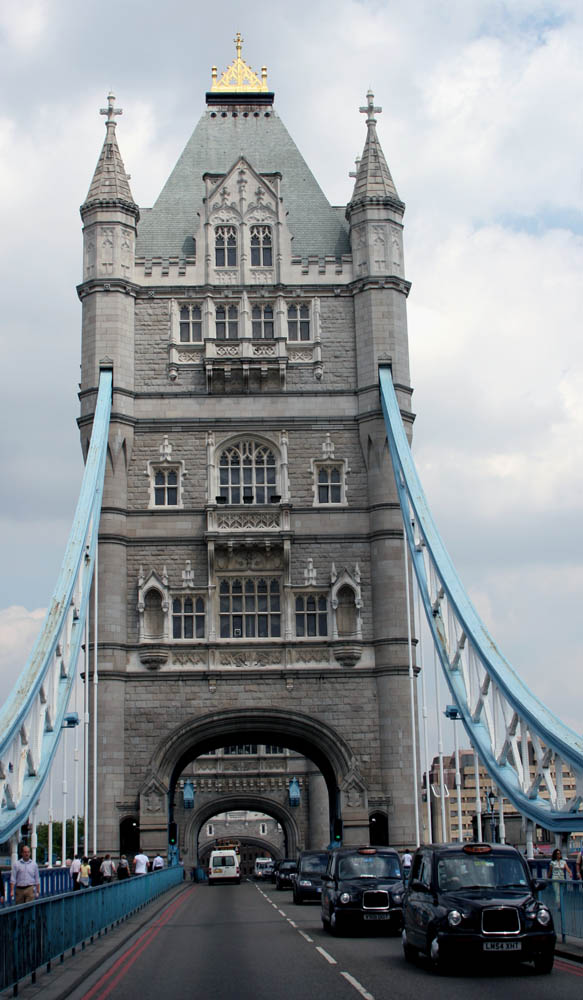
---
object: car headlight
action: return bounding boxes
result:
[392,893,403,904]
[340,892,351,904]
[299,880,312,887]
[448,909,462,927]
[536,907,551,927]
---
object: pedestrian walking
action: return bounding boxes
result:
[117,855,130,880]
[89,854,103,887]
[79,858,91,887]
[10,846,40,904]
[100,854,117,882]
[133,850,149,875]
[70,855,82,890]
[152,854,164,870]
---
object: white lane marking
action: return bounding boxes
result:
[278,909,286,916]
[340,972,375,1000]
[271,902,278,909]
[316,946,337,965]
[287,919,297,928]
[299,931,313,943]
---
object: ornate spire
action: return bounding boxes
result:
[82,92,138,214]
[210,32,268,92]
[350,89,399,202]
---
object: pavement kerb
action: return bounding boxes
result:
[1,881,190,1000]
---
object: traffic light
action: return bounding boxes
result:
[333,818,343,843]
[168,822,177,845]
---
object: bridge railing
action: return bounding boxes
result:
[379,365,583,833]
[538,880,583,943]
[0,867,184,993]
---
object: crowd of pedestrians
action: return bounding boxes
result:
[1,846,165,905]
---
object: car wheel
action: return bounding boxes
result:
[293,891,303,905]
[533,952,554,975]
[322,914,331,933]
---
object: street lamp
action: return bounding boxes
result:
[486,788,496,843]
[444,706,463,842]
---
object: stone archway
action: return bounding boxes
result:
[183,792,302,867]
[139,708,368,857]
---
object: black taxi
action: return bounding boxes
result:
[321,846,404,935]
[402,843,555,974]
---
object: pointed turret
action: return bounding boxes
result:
[82,92,138,212]
[349,90,400,204]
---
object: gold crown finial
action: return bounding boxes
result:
[210,34,268,92]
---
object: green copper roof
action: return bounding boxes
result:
[135,108,350,260]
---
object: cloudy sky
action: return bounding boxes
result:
[1,0,582,768]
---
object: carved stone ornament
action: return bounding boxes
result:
[341,765,367,811]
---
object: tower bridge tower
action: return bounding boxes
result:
[79,38,418,861]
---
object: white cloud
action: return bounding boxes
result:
[0,1,48,52]
[0,606,46,708]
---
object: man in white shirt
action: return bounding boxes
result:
[152,854,164,870]
[134,850,149,875]
[70,855,82,890]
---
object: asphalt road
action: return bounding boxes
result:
[66,880,583,1000]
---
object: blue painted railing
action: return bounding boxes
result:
[379,366,583,832]
[539,880,583,943]
[0,368,112,842]
[0,868,184,993]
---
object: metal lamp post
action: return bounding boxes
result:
[487,788,496,842]
[444,706,463,841]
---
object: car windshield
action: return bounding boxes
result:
[301,854,328,873]
[280,863,296,872]
[338,855,400,879]
[437,854,529,891]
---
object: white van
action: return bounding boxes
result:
[208,848,241,884]
[254,857,274,880]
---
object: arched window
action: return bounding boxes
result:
[144,589,164,640]
[218,440,277,504]
[219,577,281,638]
[215,226,237,267]
[287,304,310,341]
[336,585,357,637]
[250,226,272,267]
[180,304,202,342]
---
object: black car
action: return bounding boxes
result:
[293,850,329,903]
[402,843,555,974]
[275,859,297,890]
[321,846,404,935]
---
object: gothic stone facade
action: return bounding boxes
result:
[79,75,417,859]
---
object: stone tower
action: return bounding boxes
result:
[79,38,418,863]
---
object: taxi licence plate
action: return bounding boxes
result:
[483,941,521,952]
[364,913,390,920]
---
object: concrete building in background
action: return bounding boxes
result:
[79,36,419,864]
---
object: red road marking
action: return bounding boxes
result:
[554,957,583,977]
[81,888,195,1000]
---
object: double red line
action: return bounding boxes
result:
[82,888,194,999]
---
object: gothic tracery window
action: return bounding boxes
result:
[179,304,202,342]
[287,303,310,341]
[153,468,179,506]
[219,577,281,638]
[317,465,343,504]
[250,226,272,267]
[215,225,237,267]
[218,440,277,504]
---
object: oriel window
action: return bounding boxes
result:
[216,304,239,340]
[218,441,277,504]
[219,577,281,638]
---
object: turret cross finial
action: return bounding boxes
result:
[234,31,243,59]
[100,92,123,125]
[359,89,382,126]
